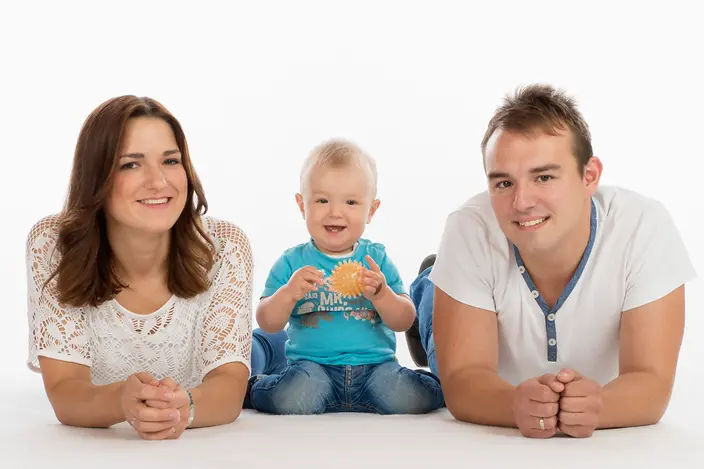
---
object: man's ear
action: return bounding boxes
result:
[583,156,603,196]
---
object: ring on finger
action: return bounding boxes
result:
[539,417,545,430]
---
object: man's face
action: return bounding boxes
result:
[484,128,600,256]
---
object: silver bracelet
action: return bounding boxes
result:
[186,389,195,427]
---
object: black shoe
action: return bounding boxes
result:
[418,254,436,275]
[405,254,436,367]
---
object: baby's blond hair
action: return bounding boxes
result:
[299,138,378,198]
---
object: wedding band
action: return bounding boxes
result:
[539,417,545,430]
[130,416,137,427]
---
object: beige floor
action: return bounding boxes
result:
[2,366,703,469]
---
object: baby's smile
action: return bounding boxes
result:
[324,225,347,233]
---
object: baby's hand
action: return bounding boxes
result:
[361,255,387,300]
[284,266,325,302]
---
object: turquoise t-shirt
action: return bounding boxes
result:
[261,239,406,366]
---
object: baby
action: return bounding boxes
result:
[249,139,444,415]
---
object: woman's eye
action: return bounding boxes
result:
[120,162,138,170]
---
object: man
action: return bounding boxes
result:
[405,84,696,438]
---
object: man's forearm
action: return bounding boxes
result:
[444,368,517,427]
[48,379,125,428]
[598,371,672,429]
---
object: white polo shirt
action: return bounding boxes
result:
[429,186,696,386]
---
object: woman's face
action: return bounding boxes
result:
[104,117,188,235]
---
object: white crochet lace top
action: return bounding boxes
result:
[25,215,253,388]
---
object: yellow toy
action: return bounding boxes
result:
[327,259,365,298]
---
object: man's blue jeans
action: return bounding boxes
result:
[409,266,438,376]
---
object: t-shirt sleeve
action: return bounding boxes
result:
[197,221,255,378]
[622,201,696,311]
[261,253,294,298]
[429,209,497,312]
[26,216,92,371]
[366,244,406,295]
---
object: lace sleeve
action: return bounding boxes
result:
[197,219,254,378]
[26,216,91,372]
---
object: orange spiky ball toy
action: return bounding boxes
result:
[328,259,365,298]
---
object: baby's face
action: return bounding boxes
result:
[297,164,378,255]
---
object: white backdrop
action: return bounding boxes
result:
[1,1,702,465]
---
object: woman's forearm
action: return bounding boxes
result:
[47,378,125,428]
[188,363,249,428]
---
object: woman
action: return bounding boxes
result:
[25,96,287,440]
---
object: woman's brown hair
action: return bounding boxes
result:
[49,96,214,307]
